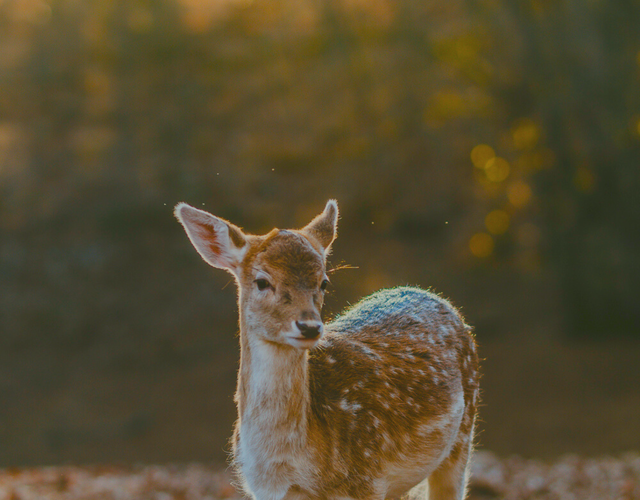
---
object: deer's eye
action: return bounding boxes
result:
[320,279,330,292]
[255,279,272,291]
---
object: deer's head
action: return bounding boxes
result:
[175,200,338,350]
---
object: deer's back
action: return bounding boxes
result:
[307,287,479,497]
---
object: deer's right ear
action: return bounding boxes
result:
[174,203,247,274]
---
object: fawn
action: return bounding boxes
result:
[175,200,480,500]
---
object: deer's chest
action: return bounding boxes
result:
[234,413,312,497]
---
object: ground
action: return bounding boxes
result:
[1,451,638,500]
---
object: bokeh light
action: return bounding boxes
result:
[511,118,540,150]
[507,180,532,208]
[469,232,494,258]
[484,157,510,182]
[471,144,495,169]
[485,209,510,235]
[8,0,52,25]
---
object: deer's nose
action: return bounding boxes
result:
[296,321,323,339]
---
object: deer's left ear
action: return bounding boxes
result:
[301,200,338,252]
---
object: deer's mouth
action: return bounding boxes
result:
[285,335,322,349]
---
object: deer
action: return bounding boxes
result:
[174,199,480,500]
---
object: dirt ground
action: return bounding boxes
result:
[1,451,639,500]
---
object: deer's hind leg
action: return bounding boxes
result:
[426,420,475,500]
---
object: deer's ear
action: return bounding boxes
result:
[302,199,338,252]
[175,203,247,273]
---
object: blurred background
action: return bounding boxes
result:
[1,0,640,467]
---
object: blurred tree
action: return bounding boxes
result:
[1,0,640,466]
[472,0,640,337]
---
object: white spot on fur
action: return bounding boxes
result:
[326,356,336,364]
[339,399,361,412]
[359,344,378,358]
[382,433,395,451]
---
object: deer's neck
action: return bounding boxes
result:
[236,314,311,442]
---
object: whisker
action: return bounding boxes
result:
[327,263,359,274]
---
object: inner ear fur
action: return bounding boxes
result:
[174,203,247,272]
